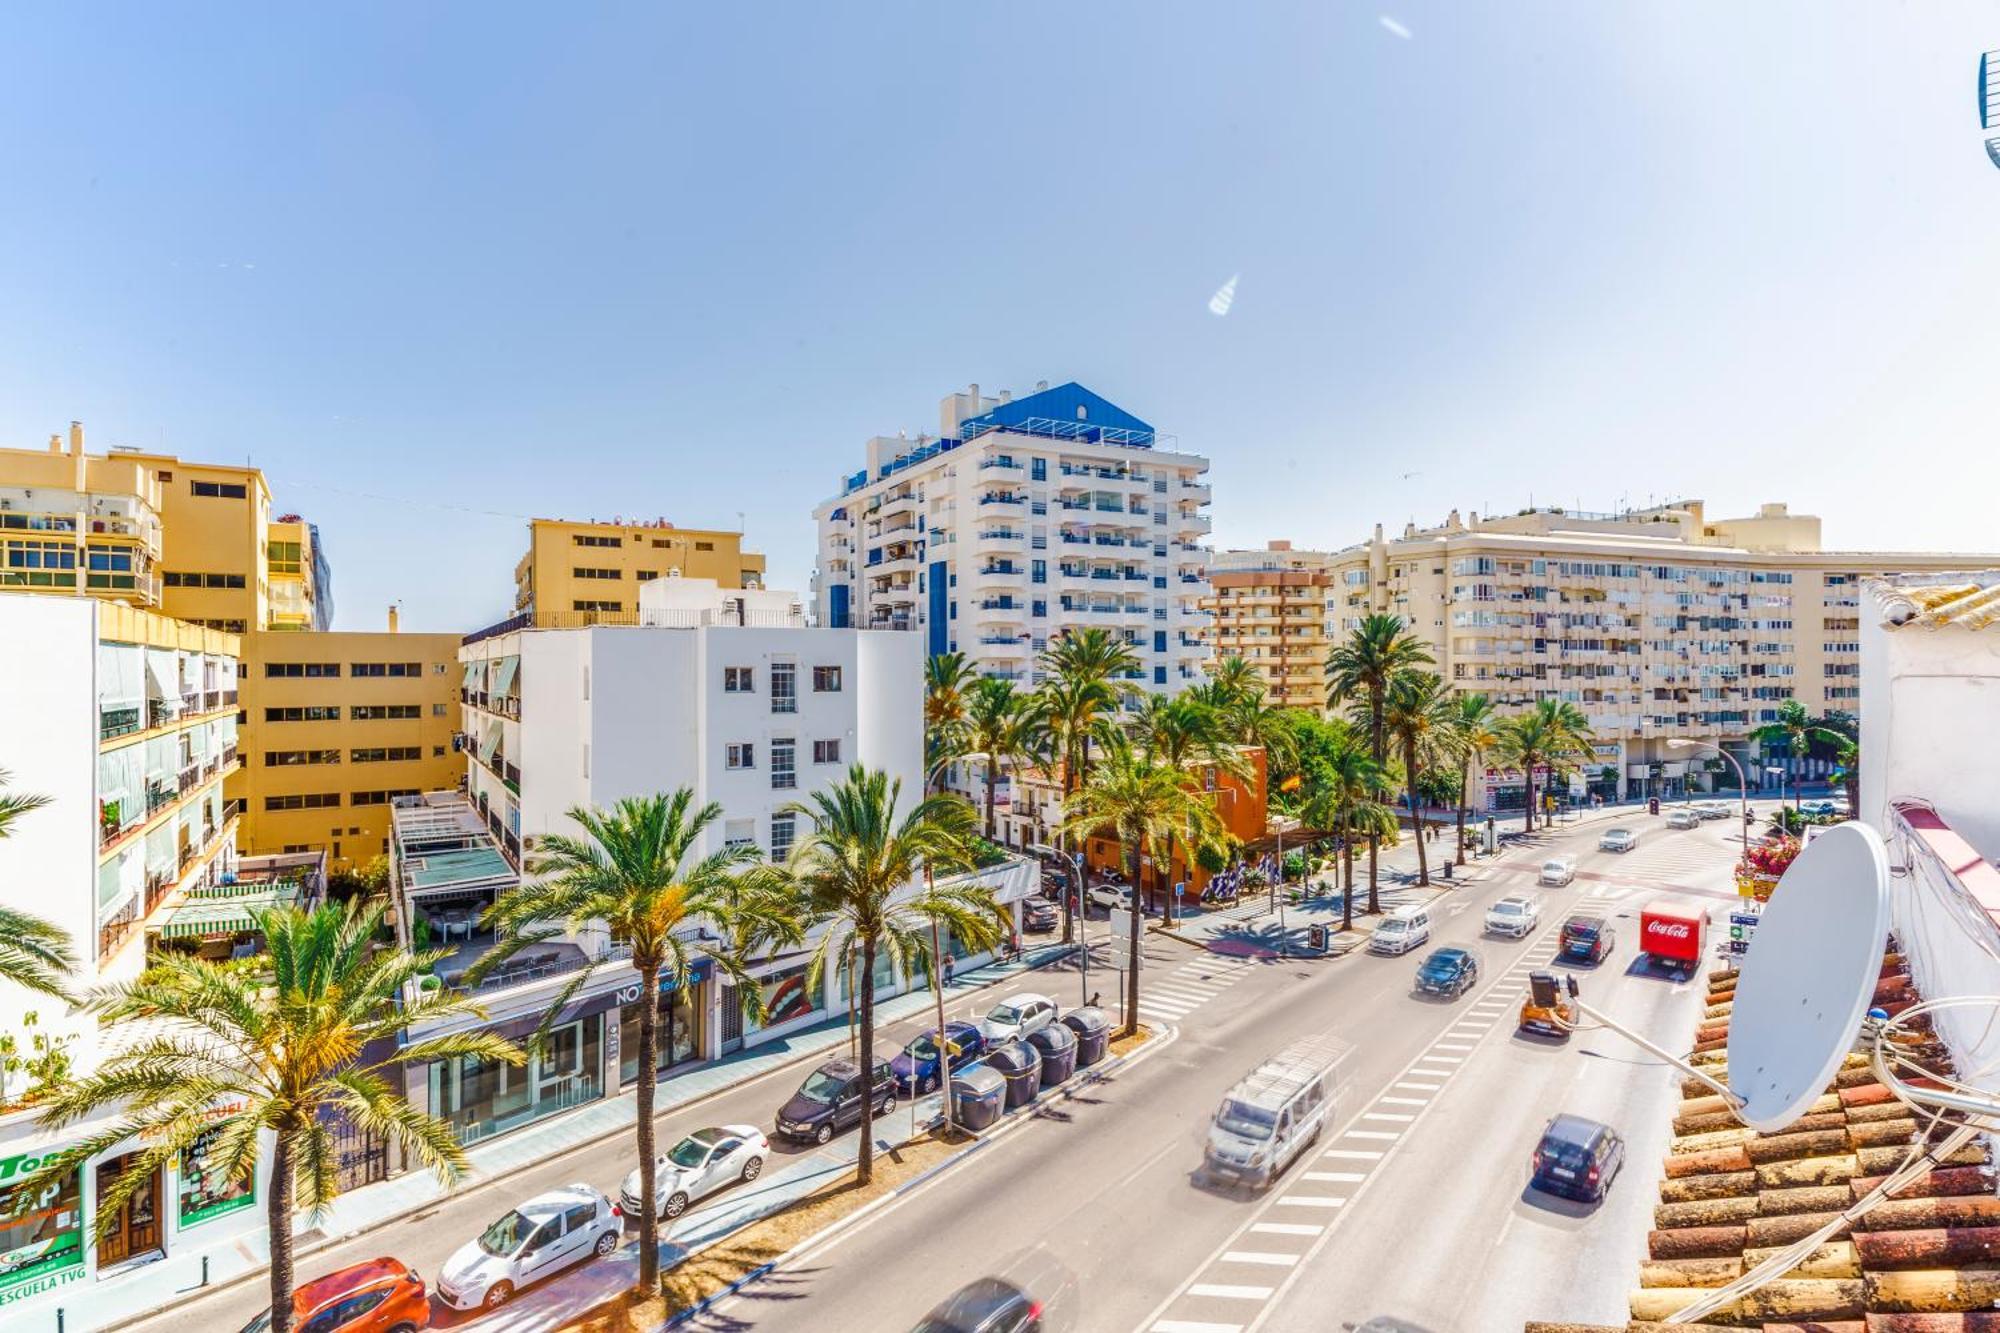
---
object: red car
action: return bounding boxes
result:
[240,1258,431,1333]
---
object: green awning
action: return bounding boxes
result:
[491,656,520,698]
[461,661,480,688]
[159,886,298,938]
[478,721,501,764]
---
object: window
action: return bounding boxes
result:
[724,818,756,850]
[265,793,340,811]
[813,739,841,764]
[432,703,449,717]
[724,667,754,693]
[573,567,621,580]
[265,750,340,766]
[769,812,797,861]
[264,662,340,678]
[636,570,659,582]
[726,743,755,770]
[350,662,421,678]
[351,789,419,807]
[573,600,622,612]
[771,739,796,790]
[264,706,341,722]
[191,480,248,499]
[163,571,248,589]
[812,666,842,693]
[694,540,714,551]
[351,747,422,763]
[267,541,303,573]
[770,662,797,714]
[1031,559,1046,585]
[562,1203,597,1234]
[351,704,421,720]
[573,534,622,548]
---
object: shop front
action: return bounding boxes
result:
[427,1009,606,1147]
[617,959,713,1086]
[0,1145,84,1306]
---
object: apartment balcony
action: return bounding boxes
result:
[976,598,1027,619]
[973,530,1026,555]
[1180,482,1213,505]
[178,763,200,795]
[146,778,176,815]
[867,615,914,632]
[146,697,179,730]
[977,563,1027,582]
[978,458,1024,473]
[977,492,1026,508]
[100,703,143,742]
[976,636,1032,656]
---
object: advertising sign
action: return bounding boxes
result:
[178,1102,257,1228]
[1638,898,1706,964]
[0,1146,85,1303]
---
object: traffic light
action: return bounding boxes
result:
[1529,970,1561,1008]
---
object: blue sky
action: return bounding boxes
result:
[4,4,1996,631]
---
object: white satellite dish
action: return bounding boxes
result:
[1726,822,1891,1132]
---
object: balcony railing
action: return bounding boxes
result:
[100,705,142,741]
[178,765,200,795]
[222,745,238,768]
[146,779,176,815]
[204,690,221,712]
[147,698,178,729]
[99,898,142,963]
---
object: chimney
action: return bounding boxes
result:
[387,605,400,634]
[967,383,979,408]
[47,433,61,454]
[998,389,1012,404]
[1035,380,1048,392]
[69,421,84,455]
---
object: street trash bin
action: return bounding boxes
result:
[949,1065,1006,1131]
[1061,1006,1112,1068]
[1649,797,1661,815]
[1026,1023,1078,1087]
[984,1039,1043,1110]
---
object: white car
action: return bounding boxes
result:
[1537,856,1576,887]
[1599,828,1638,853]
[437,1184,621,1311]
[1695,801,1731,821]
[1665,808,1701,829]
[1087,882,1134,913]
[620,1125,768,1221]
[980,991,1058,1043]
[1484,895,1541,938]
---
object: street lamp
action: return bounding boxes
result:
[1029,842,1090,1006]
[1667,738,1749,840]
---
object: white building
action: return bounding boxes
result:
[812,381,1213,691]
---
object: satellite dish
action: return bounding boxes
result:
[1726,821,1891,1132]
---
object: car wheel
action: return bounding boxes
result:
[741,1155,764,1182]
[814,1122,833,1146]
[663,1190,690,1219]
[387,1325,420,1333]
[595,1229,618,1257]
[880,1091,898,1116]
[483,1282,514,1310]
[920,1072,937,1095]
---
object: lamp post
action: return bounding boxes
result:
[1030,843,1089,1006]
[1667,738,1749,841]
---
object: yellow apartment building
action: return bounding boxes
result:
[512,517,766,626]
[1255,500,2000,809]
[0,424,167,609]
[1202,541,1336,710]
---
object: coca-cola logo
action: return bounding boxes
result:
[1645,919,1692,939]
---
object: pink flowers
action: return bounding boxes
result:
[1743,837,1801,878]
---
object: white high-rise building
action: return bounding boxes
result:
[812,381,1213,691]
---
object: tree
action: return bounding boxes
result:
[1384,671,1454,886]
[1206,654,1265,707]
[1327,616,1434,906]
[1033,629,1138,942]
[923,652,979,790]
[1752,700,1852,815]
[21,901,521,1333]
[1446,693,1500,866]
[1495,700,1594,833]
[1060,735,1226,1036]
[1297,728,1395,931]
[1125,693,1248,918]
[956,678,1041,843]
[0,768,74,1000]
[480,792,790,1293]
[775,767,1000,1184]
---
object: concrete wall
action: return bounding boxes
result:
[1861,617,2000,861]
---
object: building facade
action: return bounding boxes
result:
[1308,500,2000,807]
[511,518,767,627]
[1203,541,1338,710]
[812,381,1213,691]
[0,426,165,611]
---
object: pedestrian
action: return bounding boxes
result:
[942,953,955,988]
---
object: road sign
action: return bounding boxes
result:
[1728,907,1762,955]
[1174,882,1185,900]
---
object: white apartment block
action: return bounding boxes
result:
[812,381,1213,692]
[1294,501,2000,808]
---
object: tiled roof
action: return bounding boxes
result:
[1868,574,2000,631]
[1526,948,2000,1332]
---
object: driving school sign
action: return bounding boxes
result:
[0,1144,86,1303]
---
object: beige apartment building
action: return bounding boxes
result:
[1203,541,1336,710]
[1217,501,2000,810]
[512,517,767,626]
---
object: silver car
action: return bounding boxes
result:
[620,1125,769,1221]
[1599,828,1638,853]
[1484,895,1541,938]
[437,1183,621,1311]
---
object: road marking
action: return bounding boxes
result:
[1344,1130,1400,1140]
[1274,1196,1345,1208]
[1189,1283,1276,1299]
[1378,1096,1428,1107]
[1395,1081,1442,1092]
[1221,1252,1300,1267]
[1363,1112,1415,1123]
[1303,1171,1365,1182]
[1250,1222,1324,1236]
[1321,1148,1383,1160]
[1432,1042,1474,1052]
[1153,1322,1244,1333]
[1419,1053,1463,1063]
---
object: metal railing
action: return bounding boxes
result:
[100,704,143,741]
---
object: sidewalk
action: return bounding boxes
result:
[83,941,1076,1333]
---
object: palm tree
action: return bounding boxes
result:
[924,652,978,790]
[1383,671,1454,886]
[1034,629,1139,942]
[1327,616,1434,906]
[1495,700,1594,833]
[776,767,1000,1184]
[1446,693,1500,866]
[1298,731,1395,932]
[1752,700,1852,815]
[478,791,789,1292]
[957,678,1041,843]
[1207,654,1265,707]
[1060,735,1226,1036]
[1193,679,1302,777]
[1126,693,1248,918]
[20,902,520,1333]
[0,768,74,999]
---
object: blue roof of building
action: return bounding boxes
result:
[956,382,1155,447]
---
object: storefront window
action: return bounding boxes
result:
[178,1117,256,1227]
[429,1014,603,1144]
[619,989,700,1085]
[0,1150,84,1301]
[833,945,899,1005]
[744,960,823,1034]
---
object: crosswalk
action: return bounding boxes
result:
[1134,954,1263,1026]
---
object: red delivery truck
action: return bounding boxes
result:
[1639,897,1707,968]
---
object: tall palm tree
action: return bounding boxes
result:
[1126,693,1248,918]
[1207,654,1265,707]
[1383,671,1455,886]
[957,677,1041,843]
[1495,700,1594,833]
[1298,732,1395,932]
[477,791,790,1292]
[1193,679,1302,777]
[1752,699,1852,815]
[924,652,978,790]
[0,768,74,999]
[1446,693,1500,866]
[1327,616,1434,906]
[776,767,999,1184]
[20,902,520,1333]
[1034,629,1139,942]
[1060,735,1226,1036]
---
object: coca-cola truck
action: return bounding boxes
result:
[1638,897,1707,970]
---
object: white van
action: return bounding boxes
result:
[1368,904,1433,956]
[1203,1037,1340,1188]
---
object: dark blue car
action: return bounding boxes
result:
[1531,1114,1624,1201]
[890,1021,986,1095]
[1414,947,1478,999]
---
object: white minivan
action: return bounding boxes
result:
[1203,1037,1339,1188]
[1368,904,1433,956]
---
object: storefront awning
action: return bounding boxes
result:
[159,885,298,938]
[491,655,520,698]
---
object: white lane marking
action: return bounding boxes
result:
[1363,1112,1415,1123]
[1188,1283,1275,1299]
[1395,1081,1442,1092]
[1220,1252,1300,1267]
[1421,1053,1464,1063]
[1274,1196,1345,1208]
[1138,998,1198,1017]
[1432,1042,1474,1052]
[1379,1096,1428,1107]
[1344,1130,1400,1140]
[1153,1321,1243,1333]
[1303,1171,1365,1182]
[1250,1222,1323,1236]
[1321,1149,1383,1160]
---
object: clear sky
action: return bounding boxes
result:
[4,4,1996,632]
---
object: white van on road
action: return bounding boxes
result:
[1203,1036,1341,1188]
[1367,904,1433,956]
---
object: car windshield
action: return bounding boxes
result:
[1377,920,1407,934]
[987,1004,1022,1024]
[666,1134,715,1169]
[1565,921,1599,940]
[1421,955,1460,974]
[1544,862,1566,871]
[797,1070,847,1104]
[478,1209,537,1256]
[1216,1097,1278,1140]
[1492,903,1523,916]
[906,1035,941,1061]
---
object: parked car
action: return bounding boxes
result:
[239,1259,430,1333]
[891,1020,987,1094]
[1559,914,1615,964]
[1087,882,1133,913]
[1531,1114,1625,1202]
[774,1057,896,1145]
[436,1185,620,1311]
[1414,947,1479,998]
[910,1276,1047,1332]
[1665,808,1700,829]
[1537,856,1576,886]
[1022,898,1058,933]
[981,992,1059,1044]
[1366,904,1433,956]
[1695,801,1732,821]
[1484,895,1541,938]
[618,1125,768,1222]
[1599,828,1638,852]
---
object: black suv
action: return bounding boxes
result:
[1559,914,1615,964]
[1531,1113,1625,1201]
[774,1057,896,1145]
